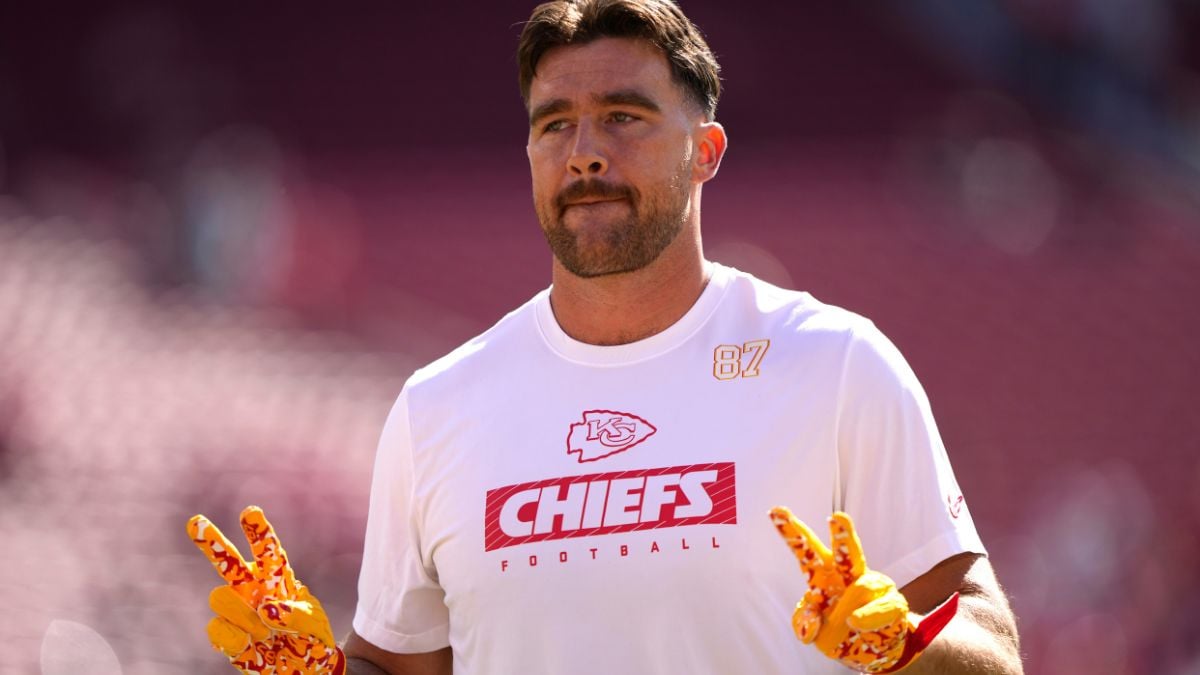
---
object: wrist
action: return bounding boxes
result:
[877,593,960,673]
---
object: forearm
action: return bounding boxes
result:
[346,658,390,675]
[899,595,1022,674]
[340,631,453,675]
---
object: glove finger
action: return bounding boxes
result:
[210,585,272,644]
[791,588,825,644]
[828,512,867,585]
[240,506,299,599]
[206,616,252,659]
[260,594,337,648]
[846,586,909,633]
[769,506,833,585]
[188,515,259,602]
[232,640,278,673]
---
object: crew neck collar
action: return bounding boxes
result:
[534,262,733,367]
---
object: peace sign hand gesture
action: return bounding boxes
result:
[188,506,346,675]
[769,507,958,673]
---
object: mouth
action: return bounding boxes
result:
[567,197,623,206]
[555,181,635,217]
[564,197,628,212]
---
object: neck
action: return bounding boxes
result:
[548,225,710,346]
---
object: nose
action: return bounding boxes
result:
[567,122,608,177]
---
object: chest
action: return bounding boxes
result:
[409,341,845,617]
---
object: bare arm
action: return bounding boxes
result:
[342,630,452,675]
[898,553,1022,674]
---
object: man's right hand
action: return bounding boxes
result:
[188,506,345,675]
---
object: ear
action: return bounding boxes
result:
[691,121,727,183]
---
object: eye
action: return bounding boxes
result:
[542,119,568,133]
[609,112,637,124]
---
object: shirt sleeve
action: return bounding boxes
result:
[835,319,986,588]
[353,386,451,653]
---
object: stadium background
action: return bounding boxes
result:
[1,1,1198,673]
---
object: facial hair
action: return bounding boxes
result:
[536,154,692,279]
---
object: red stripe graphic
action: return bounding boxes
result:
[484,462,737,551]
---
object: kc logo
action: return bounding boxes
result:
[947,494,965,519]
[567,410,657,463]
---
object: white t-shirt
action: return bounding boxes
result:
[353,263,985,674]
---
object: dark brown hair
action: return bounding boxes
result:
[518,0,721,120]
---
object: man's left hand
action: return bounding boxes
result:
[769,507,958,673]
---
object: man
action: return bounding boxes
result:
[190,1,1022,673]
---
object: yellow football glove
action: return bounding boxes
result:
[769,507,958,673]
[188,506,345,675]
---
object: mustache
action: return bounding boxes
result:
[555,180,636,213]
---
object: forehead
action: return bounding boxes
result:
[529,37,680,107]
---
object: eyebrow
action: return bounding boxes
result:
[529,89,663,128]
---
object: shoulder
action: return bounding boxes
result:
[402,288,546,399]
[717,264,880,344]
[713,266,916,389]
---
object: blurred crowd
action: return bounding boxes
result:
[0,216,410,672]
[1,2,1199,673]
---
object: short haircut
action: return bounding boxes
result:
[518,0,722,120]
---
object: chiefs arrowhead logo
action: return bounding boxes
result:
[948,494,965,519]
[567,410,657,463]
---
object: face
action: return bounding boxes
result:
[526,37,705,278]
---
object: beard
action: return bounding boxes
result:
[536,158,691,279]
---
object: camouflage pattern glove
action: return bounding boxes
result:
[188,506,345,675]
[769,507,958,673]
